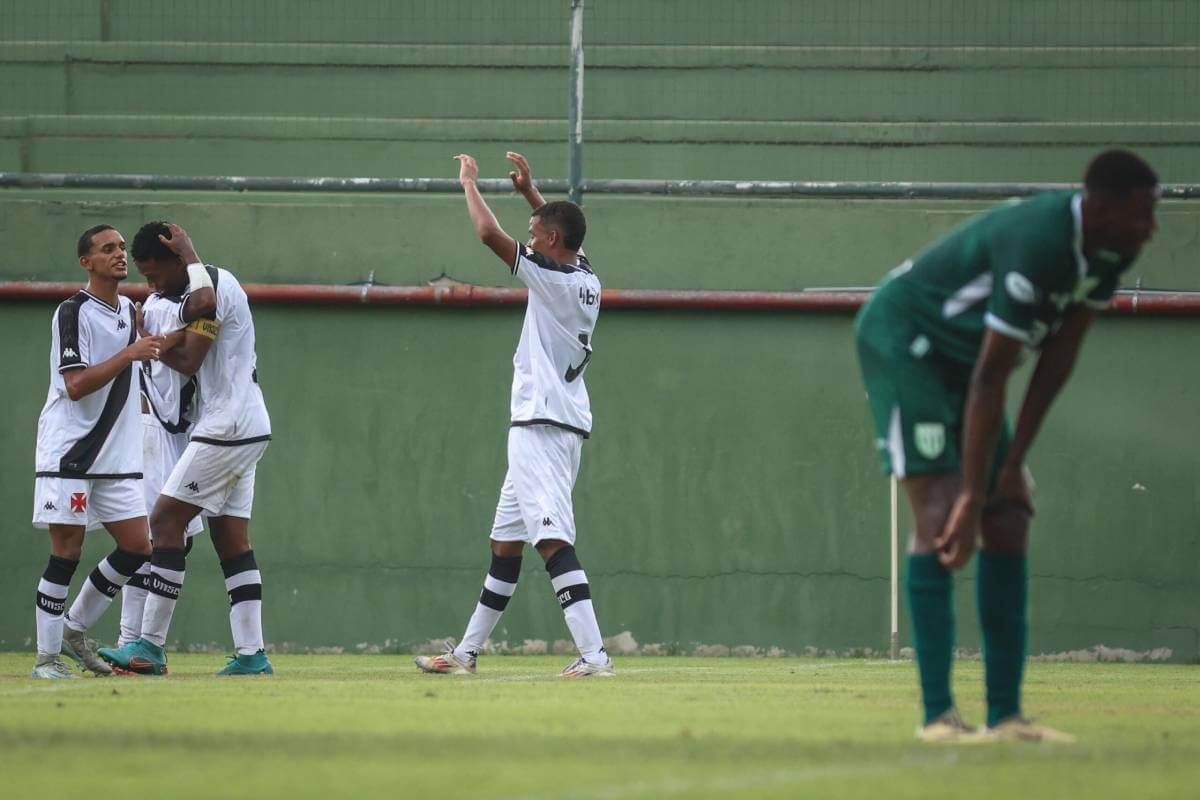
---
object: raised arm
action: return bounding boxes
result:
[456,154,517,267]
[506,151,547,211]
[934,329,1024,568]
[157,222,216,321]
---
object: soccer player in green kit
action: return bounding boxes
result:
[855,149,1158,742]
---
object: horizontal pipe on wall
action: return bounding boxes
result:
[1,281,1198,315]
[1,172,1199,200]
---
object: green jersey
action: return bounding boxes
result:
[861,191,1135,366]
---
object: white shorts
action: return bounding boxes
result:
[32,476,146,533]
[490,425,582,545]
[162,439,268,519]
[142,415,204,537]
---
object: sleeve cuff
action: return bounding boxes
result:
[984,312,1034,344]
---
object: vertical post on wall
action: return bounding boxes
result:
[890,475,900,661]
[567,0,585,205]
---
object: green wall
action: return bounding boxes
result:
[1,304,1196,659]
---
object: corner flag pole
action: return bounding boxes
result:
[889,474,899,661]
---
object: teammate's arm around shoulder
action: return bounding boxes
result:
[455,154,518,267]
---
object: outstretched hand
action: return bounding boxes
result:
[454,154,479,185]
[506,151,533,193]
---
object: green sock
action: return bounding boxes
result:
[977,551,1027,727]
[906,554,954,724]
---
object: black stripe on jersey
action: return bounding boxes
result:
[510,419,590,439]
[56,292,87,372]
[80,289,119,313]
[179,266,220,323]
[35,471,142,479]
[189,434,272,447]
[138,370,195,435]
[56,304,138,476]
[516,243,594,275]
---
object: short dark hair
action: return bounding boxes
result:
[533,201,586,251]
[1084,149,1158,197]
[77,224,115,258]
[131,220,176,263]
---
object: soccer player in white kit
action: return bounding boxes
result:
[30,225,168,679]
[416,152,613,677]
[116,273,209,648]
[99,222,274,676]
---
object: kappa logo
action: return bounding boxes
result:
[69,492,87,513]
[913,423,946,460]
[117,318,128,330]
[185,481,200,493]
[62,347,78,359]
[43,501,57,511]
[542,517,553,527]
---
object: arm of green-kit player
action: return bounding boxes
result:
[934,329,1024,569]
[992,305,1094,506]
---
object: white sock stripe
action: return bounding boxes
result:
[483,574,518,596]
[97,558,125,585]
[37,579,69,599]
[551,569,588,593]
[135,562,153,576]
[224,570,263,591]
[152,566,185,584]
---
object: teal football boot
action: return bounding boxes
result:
[217,650,274,676]
[97,638,168,675]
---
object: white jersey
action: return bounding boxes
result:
[140,291,199,435]
[35,290,143,478]
[509,242,600,437]
[162,267,271,444]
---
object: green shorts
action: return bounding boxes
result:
[855,293,1009,479]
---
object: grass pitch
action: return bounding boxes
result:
[0,654,1195,799]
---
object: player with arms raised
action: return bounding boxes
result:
[416,152,613,677]
[855,149,1158,741]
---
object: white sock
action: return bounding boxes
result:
[119,563,152,646]
[65,548,147,632]
[35,556,78,656]
[545,547,607,663]
[221,550,264,655]
[140,547,186,647]
[455,553,522,662]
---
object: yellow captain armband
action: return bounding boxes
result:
[186,318,220,340]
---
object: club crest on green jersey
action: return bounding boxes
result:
[914,423,946,459]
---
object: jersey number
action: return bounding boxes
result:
[564,333,592,383]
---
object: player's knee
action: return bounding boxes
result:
[981,504,1030,555]
[490,539,525,559]
[535,538,571,564]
